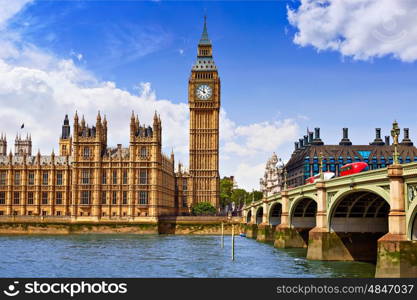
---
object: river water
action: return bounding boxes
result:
[0,235,375,277]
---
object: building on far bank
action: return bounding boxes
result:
[259,153,284,198]
[285,127,417,188]
[0,112,176,218]
[0,18,221,218]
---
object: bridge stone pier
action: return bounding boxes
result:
[275,191,317,248]
[242,162,417,278]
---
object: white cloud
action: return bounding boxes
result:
[0,0,33,29]
[101,23,172,71]
[70,50,83,62]
[232,162,265,191]
[222,118,298,157]
[220,111,298,189]
[288,0,417,62]
[0,1,300,191]
[0,45,189,161]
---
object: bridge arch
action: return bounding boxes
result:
[286,196,317,245]
[268,202,282,226]
[246,210,252,224]
[289,196,317,229]
[328,189,390,262]
[255,207,263,225]
[412,214,417,240]
[407,201,417,240]
[328,188,390,232]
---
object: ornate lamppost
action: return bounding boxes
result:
[391,120,400,165]
[283,168,288,190]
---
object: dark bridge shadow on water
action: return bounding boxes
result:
[334,232,385,263]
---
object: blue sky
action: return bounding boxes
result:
[11,0,417,140]
[1,0,417,189]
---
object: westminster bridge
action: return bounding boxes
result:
[242,163,417,277]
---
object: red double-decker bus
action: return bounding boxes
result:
[340,162,368,176]
[305,172,335,184]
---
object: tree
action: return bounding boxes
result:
[246,190,263,204]
[220,176,263,207]
[220,177,234,207]
[191,202,217,216]
[231,188,248,206]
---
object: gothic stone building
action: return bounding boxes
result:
[285,127,417,188]
[0,19,220,218]
[259,153,284,198]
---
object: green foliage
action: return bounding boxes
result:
[191,202,217,216]
[231,188,248,205]
[250,191,263,203]
[220,177,234,207]
[220,176,263,207]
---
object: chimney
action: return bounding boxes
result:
[308,132,314,144]
[385,136,390,146]
[304,135,308,146]
[299,138,304,149]
[315,128,320,139]
[339,128,352,146]
[311,127,324,145]
[401,128,413,146]
[294,142,299,151]
[370,128,384,145]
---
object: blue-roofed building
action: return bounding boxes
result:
[285,127,417,188]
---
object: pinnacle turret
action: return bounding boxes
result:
[199,15,211,46]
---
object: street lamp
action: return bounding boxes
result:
[391,120,400,165]
[283,168,288,190]
[319,151,324,180]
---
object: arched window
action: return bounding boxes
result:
[83,147,90,158]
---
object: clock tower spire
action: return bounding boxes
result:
[188,17,220,209]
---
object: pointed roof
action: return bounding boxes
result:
[199,16,211,45]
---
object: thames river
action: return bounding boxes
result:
[0,235,375,277]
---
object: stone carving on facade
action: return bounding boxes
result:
[407,184,417,206]
[327,192,337,208]
[259,153,284,198]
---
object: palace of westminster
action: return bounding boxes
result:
[0,19,220,218]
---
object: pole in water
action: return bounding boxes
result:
[221,222,224,248]
[231,224,235,261]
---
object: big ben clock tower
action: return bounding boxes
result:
[188,17,220,209]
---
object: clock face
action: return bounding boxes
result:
[196,84,212,100]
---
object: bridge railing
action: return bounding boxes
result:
[401,161,417,176]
